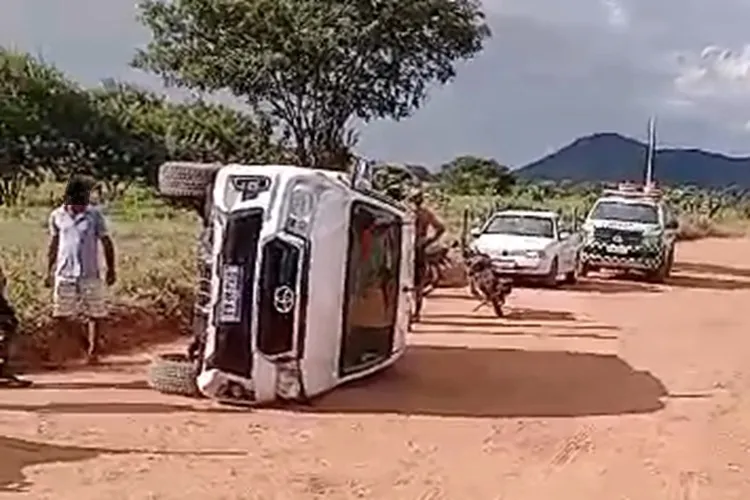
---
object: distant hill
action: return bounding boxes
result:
[516,133,750,188]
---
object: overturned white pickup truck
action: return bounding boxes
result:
[148,161,415,407]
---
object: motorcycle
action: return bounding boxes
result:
[462,247,513,317]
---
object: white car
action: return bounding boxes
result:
[154,161,414,406]
[469,209,582,286]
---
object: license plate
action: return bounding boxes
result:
[606,245,629,255]
[218,264,243,323]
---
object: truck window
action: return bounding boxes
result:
[339,202,401,376]
[589,201,659,224]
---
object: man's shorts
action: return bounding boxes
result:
[52,278,107,319]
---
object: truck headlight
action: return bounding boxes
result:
[642,233,662,248]
[284,183,317,237]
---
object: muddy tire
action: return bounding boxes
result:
[543,258,560,288]
[147,353,200,397]
[158,162,221,199]
[579,260,590,278]
[564,256,580,285]
[645,252,671,284]
[563,270,577,285]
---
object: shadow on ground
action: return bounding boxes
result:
[424,308,577,322]
[665,273,750,291]
[0,435,246,492]
[0,401,238,415]
[571,278,661,294]
[305,346,666,418]
[583,267,750,291]
[675,262,750,279]
[29,380,151,391]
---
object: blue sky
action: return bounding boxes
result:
[4,0,750,168]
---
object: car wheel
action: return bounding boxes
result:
[543,257,559,288]
[563,268,578,285]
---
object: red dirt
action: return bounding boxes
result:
[2,238,750,499]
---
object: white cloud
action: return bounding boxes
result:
[675,46,750,98]
[601,0,629,30]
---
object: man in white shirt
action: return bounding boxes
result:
[45,176,117,364]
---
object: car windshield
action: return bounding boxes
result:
[589,201,659,224]
[483,215,555,238]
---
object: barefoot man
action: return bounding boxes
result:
[407,188,445,322]
[45,176,116,364]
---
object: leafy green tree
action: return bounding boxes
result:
[132,0,491,170]
[438,155,515,195]
[0,48,93,204]
[83,81,284,198]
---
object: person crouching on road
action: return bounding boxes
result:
[45,176,117,365]
[0,265,32,387]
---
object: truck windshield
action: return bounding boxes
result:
[589,201,659,224]
[484,215,554,238]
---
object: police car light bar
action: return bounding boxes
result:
[602,182,663,200]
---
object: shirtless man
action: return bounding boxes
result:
[408,188,446,322]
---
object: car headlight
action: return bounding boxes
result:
[284,183,318,237]
[525,250,545,258]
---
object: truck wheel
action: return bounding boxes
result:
[665,247,675,277]
[645,253,670,284]
[578,259,590,278]
[563,268,578,285]
[147,353,201,397]
[543,258,559,288]
[158,162,221,199]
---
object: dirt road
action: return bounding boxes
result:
[2,238,750,499]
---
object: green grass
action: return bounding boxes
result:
[0,186,199,337]
[2,182,749,364]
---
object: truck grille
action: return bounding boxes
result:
[257,238,300,356]
[206,209,262,378]
[593,227,642,245]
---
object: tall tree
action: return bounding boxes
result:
[0,48,92,204]
[132,0,491,170]
[439,155,515,195]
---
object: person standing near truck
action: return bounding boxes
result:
[0,264,32,387]
[45,176,117,364]
[407,188,446,322]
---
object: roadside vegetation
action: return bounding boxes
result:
[1,0,749,364]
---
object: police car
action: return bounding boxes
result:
[580,183,678,282]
